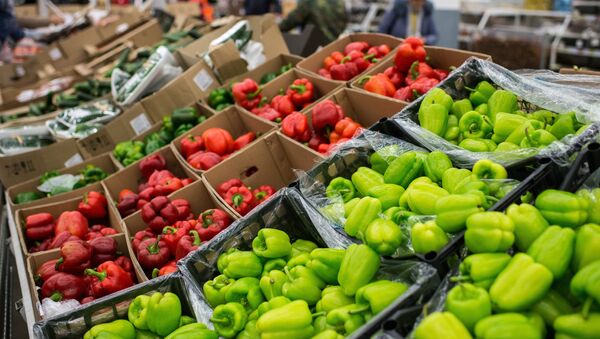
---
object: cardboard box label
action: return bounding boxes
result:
[116,23,130,34]
[15,65,26,77]
[129,113,152,135]
[193,69,214,91]
[78,132,113,153]
[49,47,63,61]
[3,159,36,177]
[64,153,84,168]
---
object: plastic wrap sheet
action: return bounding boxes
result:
[45,99,121,139]
[393,58,600,167]
[32,273,204,339]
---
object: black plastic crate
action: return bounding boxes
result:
[559,142,600,192]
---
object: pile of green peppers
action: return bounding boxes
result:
[417,85,589,152]
[259,63,293,84]
[414,186,600,339]
[113,106,206,165]
[203,228,409,338]
[322,145,514,256]
[83,291,217,338]
[207,88,234,111]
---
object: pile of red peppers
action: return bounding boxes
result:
[318,41,391,80]
[217,179,276,216]
[360,37,449,102]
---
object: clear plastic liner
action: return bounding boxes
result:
[45,99,121,139]
[393,58,600,167]
[0,124,54,155]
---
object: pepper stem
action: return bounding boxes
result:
[283,266,293,280]
[358,76,372,86]
[163,226,177,235]
[348,305,370,315]
[55,257,64,270]
[152,268,160,278]
[50,292,63,302]
[85,268,107,281]
[312,312,326,318]
[463,86,476,92]
[289,84,306,94]
[255,191,267,201]
[147,236,162,255]
[190,230,201,246]
[210,316,229,324]
[582,297,593,319]
[409,60,420,80]
[232,194,244,207]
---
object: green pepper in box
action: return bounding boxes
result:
[411,220,449,255]
[351,167,384,196]
[306,248,345,285]
[255,300,314,338]
[172,107,199,129]
[355,280,408,314]
[14,191,43,204]
[338,244,380,296]
[326,178,355,203]
[344,198,360,218]
[344,197,381,238]
[405,180,449,215]
[487,89,518,123]
[492,113,527,142]
[505,203,549,251]
[326,303,370,335]
[534,189,589,228]
[459,111,492,139]
[472,159,507,180]
[282,266,325,305]
[466,80,496,106]
[549,112,577,139]
[465,212,514,253]
[423,151,452,184]
[435,194,484,233]
[369,144,400,174]
[252,228,292,259]
[383,151,424,188]
[253,296,290,319]
[442,168,473,194]
[451,99,473,119]
[259,270,287,300]
[316,286,354,313]
[84,319,136,339]
[364,218,404,256]
[128,295,150,330]
[577,188,600,224]
[218,249,263,278]
[260,72,278,84]
[413,312,472,339]
[474,313,543,339]
[225,277,264,311]
[175,123,195,137]
[211,302,247,338]
[262,258,286,273]
[420,88,454,113]
[204,274,235,307]
[445,283,491,332]
[531,290,574,326]
[570,260,600,317]
[312,329,344,339]
[520,128,557,147]
[208,88,233,110]
[147,292,182,336]
[237,320,259,339]
[554,313,600,339]
[459,138,491,152]
[165,323,218,339]
[453,253,511,290]
[366,184,404,210]
[444,115,460,142]
[573,223,600,272]
[527,226,575,279]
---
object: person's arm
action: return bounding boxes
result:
[423,14,437,45]
[279,0,309,32]
[17,15,63,28]
[378,6,396,35]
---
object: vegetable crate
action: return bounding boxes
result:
[224,53,303,86]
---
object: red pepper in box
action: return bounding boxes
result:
[344,41,370,55]
[345,50,372,72]
[78,191,108,220]
[137,236,170,271]
[287,79,314,107]
[148,170,175,187]
[132,229,155,253]
[175,230,202,260]
[224,186,255,215]
[368,44,391,58]
[253,185,276,204]
[180,135,204,159]
[384,66,404,88]
[405,61,435,85]
[232,79,263,111]
[89,236,118,266]
[308,133,328,151]
[139,154,167,179]
[433,68,449,81]
[55,239,92,275]
[41,272,86,302]
[218,179,244,198]
[141,196,181,233]
[330,62,359,81]
[101,227,117,236]
[35,259,59,285]
[117,190,139,217]
[410,77,440,96]
[318,68,332,79]
[30,238,51,253]
[202,128,234,156]
[181,178,194,186]
[323,51,345,71]
[281,112,311,142]
[311,99,345,134]
[233,132,256,151]
[48,231,80,250]
[197,208,231,240]
[155,176,184,196]
[153,260,177,278]
[187,151,222,171]
[255,106,283,123]
[162,226,189,253]
[25,213,54,241]
[394,36,426,72]
[55,211,89,238]
[330,118,362,144]
[85,261,134,297]
[362,74,396,97]
[394,87,414,101]
[115,255,136,282]
[172,199,192,220]
[271,95,295,117]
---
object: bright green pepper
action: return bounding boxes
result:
[459,111,492,139]
[364,218,404,256]
[577,188,600,224]
[207,88,233,109]
[237,320,259,339]
[252,228,292,259]
[419,103,449,136]
[344,197,381,238]
[262,258,286,274]
[554,313,600,339]
[316,286,354,313]
[383,207,415,224]
[165,323,218,339]
[326,177,356,203]
[459,138,491,152]
[472,159,507,180]
[527,226,575,279]
[344,198,360,218]
[475,103,489,116]
[531,290,574,326]
[492,113,527,142]
[326,303,370,335]
[338,244,380,296]
[259,270,287,300]
[136,329,161,339]
[313,315,331,333]
[405,181,450,215]
[570,260,600,317]
[435,194,484,233]
[495,141,520,152]
[520,128,557,148]
[128,295,150,330]
[549,112,577,140]
[535,189,589,228]
[453,253,511,290]
[218,250,263,278]
[487,89,518,123]
[442,168,473,194]
[383,151,424,188]
[256,300,314,338]
[355,279,407,315]
[286,252,310,268]
[445,283,491,332]
[423,151,453,184]
[290,239,318,257]
[366,183,404,210]
[172,107,199,128]
[204,275,234,307]
[312,329,344,339]
[306,248,345,285]
[174,123,194,137]
[410,220,449,255]
[490,253,553,312]
[466,81,496,106]
[444,125,460,142]
[420,88,454,112]
[210,302,247,338]
[451,99,473,119]
[505,120,537,146]
[84,320,136,339]
[179,316,195,327]
[14,191,43,204]
[351,167,384,196]
[474,313,543,339]
[282,266,325,305]
[369,145,401,174]
[146,292,182,336]
[260,72,278,84]
[465,212,514,253]
[506,203,549,251]
[573,223,600,272]
[413,312,472,339]
[531,109,558,126]
[225,277,264,311]
[255,296,291,318]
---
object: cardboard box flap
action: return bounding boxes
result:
[209,40,249,81]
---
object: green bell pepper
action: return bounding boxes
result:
[210,302,247,338]
[344,197,360,218]
[286,252,310,268]
[420,88,454,112]
[204,274,235,307]
[435,194,484,233]
[444,115,460,142]
[534,189,589,228]
[355,279,407,315]
[442,168,473,194]
[459,138,491,152]
[383,207,415,224]
[256,300,314,338]
[252,228,292,259]
[459,111,492,139]
[165,323,218,339]
[207,88,233,109]
[344,197,381,238]
[237,320,259,339]
[175,123,194,137]
[254,296,291,319]
[289,239,318,257]
[316,286,354,313]
[351,167,384,196]
[495,141,520,152]
[218,250,263,278]
[487,89,518,123]
[554,313,600,339]
[419,103,449,136]
[549,112,577,140]
[531,290,574,326]
[413,312,472,339]
[366,183,404,210]
[179,316,195,327]
[466,80,496,106]
[172,107,199,128]
[451,99,473,119]
[531,109,558,126]
[472,159,507,180]
[506,203,549,251]
[474,313,543,339]
[338,244,380,296]
[454,253,511,290]
[259,270,287,300]
[573,223,600,272]
[527,226,575,279]
[384,151,424,188]
[492,113,527,142]
[520,128,557,148]
[465,212,514,253]
[369,145,401,174]
[260,72,278,84]
[262,258,286,274]
[445,283,491,332]
[326,303,370,335]
[147,292,182,336]
[364,218,404,256]
[312,329,344,339]
[490,253,553,312]
[225,277,264,311]
[423,151,453,184]
[84,320,136,339]
[14,191,43,204]
[326,177,355,203]
[577,188,600,224]
[405,181,450,215]
[571,260,600,317]
[136,329,161,339]
[475,103,489,116]
[128,295,150,330]
[410,220,449,255]
[313,315,331,333]
[306,248,345,285]
[282,266,325,305]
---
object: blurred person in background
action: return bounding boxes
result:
[279,0,347,43]
[244,0,281,15]
[379,0,437,45]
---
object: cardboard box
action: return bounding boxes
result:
[171,105,276,173]
[26,234,145,321]
[74,42,134,78]
[122,179,237,279]
[58,27,104,65]
[203,131,324,217]
[176,19,242,68]
[350,46,492,104]
[296,33,403,82]
[559,68,600,76]
[225,53,303,86]
[95,11,145,41]
[0,139,85,188]
[0,59,40,88]
[6,153,118,219]
[87,19,163,58]
[14,186,125,257]
[0,71,81,111]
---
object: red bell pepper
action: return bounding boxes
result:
[41,272,86,302]
[202,128,234,156]
[330,62,359,81]
[155,176,184,196]
[232,132,256,151]
[175,230,201,260]
[410,77,440,96]
[138,186,158,204]
[117,192,139,217]
[30,238,51,253]
[253,185,276,204]
[308,133,328,151]
[345,50,373,72]
[139,154,167,179]
[318,143,332,154]
[344,41,370,55]
[286,79,314,107]
[25,213,54,241]
[270,94,295,116]
[114,255,136,282]
[318,68,332,79]
[433,68,449,81]
[85,261,134,297]
[384,66,404,88]
[132,229,155,253]
[78,191,108,220]
[172,199,192,220]
[48,231,80,250]
[136,236,170,271]
[55,211,89,238]
[141,196,181,233]
[232,79,263,110]
[181,178,194,186]
[147,170,175,187]
[367,44,391,58]
[330,117,362,143]
[405,61,435,86]
[180,135,204,159]
[224,186,255,215]
[196,209,230,241]
[56,240,92,275]
[394,36,427,72]
[152,260,177,278]
[118,189,136,202]
[311,99,345,133]
[362,74,396,97]
[89,236,118,266]
[393,87,414,102]
[281,112,311,142]
[217,179,244,198]
[323,51,345,70]
[162,226,189,253]
[81,296,95,304]
[35,259,59,285]
[255,106,282,123]
[101,227,117,236]
[187,151,222,171]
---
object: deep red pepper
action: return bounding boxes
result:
[202,128,234,156]
[30,238,51,253]
[318,68,332,79]
[48,231,80,250]
[78,191,108,220]
[162,225,190,253]
[35,259,59,285]
[270,94,296,116]
[308,133,328,151]
[147,170,175,188]
[255,106,283,123]
[345,50,373,72]
[187,151,222,171]
[132,229,155,253]
[138,187,158,208]
[154,176,184,196]
[410,77,440,96]
[232,132,257,151]
[318,143,332,154]
[405,61,435,86]
[281,112,311,142]
[55,211,89,238]
[383,66,404,88]
[311,99,345,134]
[394,36,427,72]
[100,227,118,236]
[117,192,139,217]
[181,178,194,186]
[217,178,244,197]
[171,199,192,220]
[139,154,167,179]
[393,86,414,102]
[433,68,449,81]
[232,78,263,110]
[253,185,276,204]
[89,236,118,266]
[286,78,315,107]
[113,255,136,282]
[199,208,231,230]
[344,41,370,55]
[175,230,202,260]
[41,272,86,302]
[141,196,181,233]
[55,240,92,275]
[330,62,359,81]
[367,44,391,58]
[118,189,136,202]
[224,186,255,215]
[180,135,204,159]
[152,260,177,278]
[85,261,134,297]
[136,236,170,272]
[25,213,54,241]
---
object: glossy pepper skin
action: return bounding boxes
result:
[197,209,231,241]
[554,313,600,339]
[78,191,108,219]
[535,189,589,228]
[136,237,170,271]
[211,301,247,338]
[85,261,134,297]
[218,249,263,278]
[505,203,549,251]
[225,277,264,311]
[472,159,508,180]
[454,253,511,290]
[165,323,218,339]
[41,272,86,302]
[256,300,314,338]
[366,184,404,211]
[474,313,542,339]
[573,223,600,272]
[83,320,136,339]
[204,274,235,307]
[326,177,355,203]
[282,266,325,305]
[147,292,182,336]
[445,283,491,332]
[487,89,518,123]
[128,294,150,330]
[419,103,449,137]
[326,303,370,335]
[394,37,426,72]
[306,248,345,285]
[259,269,287,300]
[489,253,553,312]
[527,226,575,279]
[531,290,573,326]
[364,218,403,256]
[252,228,292,259]
[311,99,344,134]
[413,312,472,339]
[351,167,384,196]
[287,78,314,106]
[316,286,354,313]
[466,80,495,106]
[435,194,484,233]
[88,236,118,266]
[362,74,396,97]
[175,230,202,260]
[338,244,380,296]
[141,196,181,233]
[465,212,515,253]
[232,79,262,111]
[55,210,89,238]
[577,188,600,224]
[405,180,450,215]
[281,112,311,142]
[224,186,255,216]
[202,128,234,156]
[423,151,452,184]
[25,213,54,241]
[571,260,600,317]
[56,239,92,274]
[383,151,424,188]
[344,197,381,238]
[411,219,450,255]
[355,279,407,315]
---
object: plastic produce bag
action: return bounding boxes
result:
[45,99,121,139]
[37,174,83,195]
[0,124,54,155]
